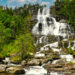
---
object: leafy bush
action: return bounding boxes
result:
[0,33,35,60]
[67,46,75,56]
[53,0,75,29]
[0,4,43,60]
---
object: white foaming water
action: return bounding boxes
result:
[68,41,71,48]
[5,57,10,64]
[32,8,71,37]
[35,52,45,57]
[40,42,58,51]
[52,60,59,64]
[34,36,49,46]
[63,39,68,41]
[72,40,75,50]
[50,72,63,75]
[35,36,44,45]
[51,48,61,52]
[60,54,73,62]
[25,66,47,75]
[39,36,44,44]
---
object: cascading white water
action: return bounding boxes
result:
[25,66,47,75]
[68,41,71,48]
[30,8,75,75]
[32,8,71,37]
[5,57,10,64]
[60,54,73,62]
[72,40,75,50]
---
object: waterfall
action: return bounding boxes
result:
[30,8,75,75]
[32,8,71,37]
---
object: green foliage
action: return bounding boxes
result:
[67,46,75,55]
[24,14,32,32]
[54,0,75,28]
[16,33,35,59]
[1,33,35,60]
[0,4,43,60]
[0,21,12,50]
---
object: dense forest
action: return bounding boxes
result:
[0,4,44,61]
[51,0,75,29]
[0,0,75,62]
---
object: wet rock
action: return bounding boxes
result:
[44,63,75,73]
[51,68,65,72]
[6,66,25,74]
[53,59,66,64]
[21,60,26,66]
[27,59,40,66]
[3,60,8,64]
[39,58,51,64]
[43,64,63,69]
[64,71,72,75]
[10,60,20,64]
[0,65,6,73]
[59,19,67,23]
[14,69,25,74]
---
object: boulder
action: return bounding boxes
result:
[27,59,40,66]
[51,67,65,72]
[3,60,8,64]
[44,64,63,69]
[59,19,67,23]
[54,59,66,64]
[6,66,25,74]
[0,65,6,73]
[14,69,25,74]
[21,60,26,66]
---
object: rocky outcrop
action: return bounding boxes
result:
[0,64,25,74]
[21,60,26,66]
[0,65,6,73]
[44,63,75,73]
[59,19,67,23]
[27,59,40,66]
[6,66,25,74]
